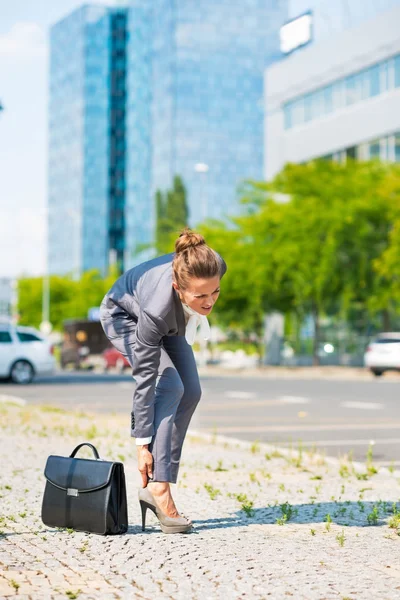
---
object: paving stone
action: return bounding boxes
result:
[1,402,400,598]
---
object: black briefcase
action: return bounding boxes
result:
[41,442,128,535]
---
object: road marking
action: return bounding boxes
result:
[341,401,384,410]
[201,399,284,410]
[278,438,400,447]
[224,391,257,399]
[279,396,311,404]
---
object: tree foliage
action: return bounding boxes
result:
[199,160,400,363]
[17,267,119,331]
[155,175,189,253]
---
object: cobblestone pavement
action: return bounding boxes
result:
[1,399,400,599]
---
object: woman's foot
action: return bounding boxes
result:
[147,481,180,518]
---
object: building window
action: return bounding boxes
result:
[395,134,400,162]
[366,64,380,97]
[395,56,400,88]
[283,52,400,130]
[368,139,381,159]
[346,146,356,160]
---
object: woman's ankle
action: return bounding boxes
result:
[148,481,170,494]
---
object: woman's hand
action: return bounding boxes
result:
[137,445,153,487]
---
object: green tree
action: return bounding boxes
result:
[155,175,189,254]
[200,160,399,363]
[17,267,119,332]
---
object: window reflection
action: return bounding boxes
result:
[283,52,400,130]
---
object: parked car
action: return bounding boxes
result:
[102,347,130,372]
[364,332,400,376]
[0,323,55,384]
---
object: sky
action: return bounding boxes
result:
[0,0,126,279]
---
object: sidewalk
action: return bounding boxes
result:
[198,364,400,381]
[1,399,400,599]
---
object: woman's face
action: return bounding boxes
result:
[173,276,221,316]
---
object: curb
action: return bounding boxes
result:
[0,394,27,407]
[188,428,399,478]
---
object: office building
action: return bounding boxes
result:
[265,4,400,178]
[288,0,400,44]
[48,5,127,276]
[126,0,288,264]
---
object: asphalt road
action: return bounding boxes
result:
[1,371,399,467]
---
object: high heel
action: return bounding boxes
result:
[138,487,192,534]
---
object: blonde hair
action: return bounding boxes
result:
[172,227,221,291]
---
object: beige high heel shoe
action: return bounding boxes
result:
[138,487,192,534]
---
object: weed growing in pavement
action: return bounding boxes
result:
[315,484,322,494]
[79,540,89,553]
[266,449,283,460]
[388,511,400,533]
[10,580,20,591]
[261,469,271,480]
[249,472,260,485]
[8,516,16,523]
[339,463,351,478]
[310,475,323,480]
[65,590,81,599]
[5,485,12,491]
[324,514,332,532]
[250,440,260,454]
[280,502,295,522]
[336,530,346,547]
[66,528,75,534]
[357,500,365,513]
[204,483,221,500]
[388,461,395,474]
[241,501,255,518]
[232,493,255,517]
[214,460,228,472]
[18,512,27,519]
[366,444,378,476]
[40,405,66,414]
[310,528,316,535]
[367,505,380,525]
[278,483,285,492]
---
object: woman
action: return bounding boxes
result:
[100,228,227,534]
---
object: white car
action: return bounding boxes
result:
[0,324,56,384]
[364,332,400,376]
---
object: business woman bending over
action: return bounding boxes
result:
[100,228,227,533]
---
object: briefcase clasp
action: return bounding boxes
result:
[67,488,79,497]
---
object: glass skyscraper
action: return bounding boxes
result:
[48,5,127,276]
[126,0,288,265]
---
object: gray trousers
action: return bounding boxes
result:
[101,314,201,483]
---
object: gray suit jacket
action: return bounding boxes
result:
[100,251,227,438]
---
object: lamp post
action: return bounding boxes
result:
[194,162,209,222]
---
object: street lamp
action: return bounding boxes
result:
[194,162,209,222]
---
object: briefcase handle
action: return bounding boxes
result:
[69,442,100,459]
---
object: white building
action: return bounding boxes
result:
[265,4,400,179]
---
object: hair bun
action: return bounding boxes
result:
[174,227,205,254]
